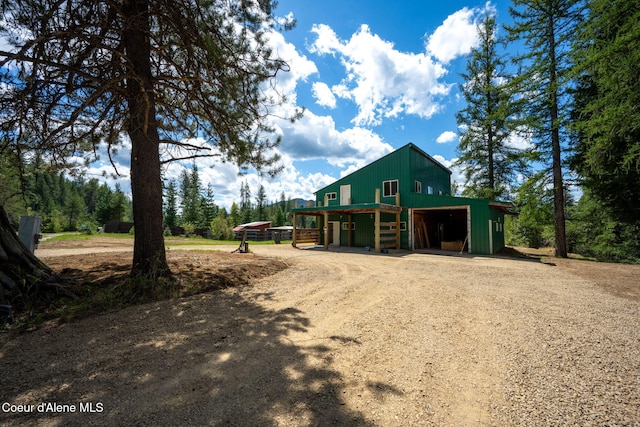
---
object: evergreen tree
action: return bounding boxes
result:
[506,0,585,257]
[272,206,285,227]
[506,172,555,248]
[210,209,233,240]
[566,190,640,262]
[82,178,102,217]
[163,180,178,228]
[180,166,203,225]
[240,181,252,224]
[229,202,241,228]
[95,184,128,225]
[255,185,267,221]
[456,14,526,200]
[570,0,640,226]
[63,189,86,231]
[201,183,218,229]
[1,0,298,286]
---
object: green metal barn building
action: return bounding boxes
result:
[291,143,513,255]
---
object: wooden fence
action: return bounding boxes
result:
[294,228,320,245]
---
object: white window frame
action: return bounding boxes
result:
[383,180,398,197]
[326,192,337,200]
[414,180,422,193]
[341,222,356,230]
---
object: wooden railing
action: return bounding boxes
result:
[379,221,398,249]
[294,228,320,245]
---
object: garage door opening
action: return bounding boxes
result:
[413,207,470,252]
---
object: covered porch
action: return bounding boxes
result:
[291,190,403,253]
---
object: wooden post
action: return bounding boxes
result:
[292,212,297,247]
[291,200,298,247]
[348,213,352,247]
[324,211,329,250]
[396,211,401,249]
[375,188,381,252]
[395,192,401,249]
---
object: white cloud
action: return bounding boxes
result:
[273,109,393,168]
[436,131,458,144]
[505,127,534,151]
[426,3,496,64]
[307,23,342,55]
[309,23,449,126]
[311,81,337,108]
[265,29,318,113]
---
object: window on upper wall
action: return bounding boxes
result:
[427,186,433,195]
[414,180,422,193]
[326,192,337,200]
[383,180,398,197]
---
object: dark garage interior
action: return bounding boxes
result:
[414,208,468,250]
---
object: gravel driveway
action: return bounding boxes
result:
[1,245,639,426]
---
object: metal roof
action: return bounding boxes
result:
[232,221,271,231]
[292,202,402,216]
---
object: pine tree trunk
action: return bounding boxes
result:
[0,206,71,312]
[123,0,171,278]
[548,14,568,258]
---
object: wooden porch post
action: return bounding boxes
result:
[395,192,401,249]
[292,200,297,247]
[348,213,352,247]
[374,188,381,252]
[324,211,329,250]
[292,212,297,247]
[323,194,329,250]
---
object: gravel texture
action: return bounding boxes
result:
[1,243,639,426]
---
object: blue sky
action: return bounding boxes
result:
[6,1,517,211]
[219,0,512,210]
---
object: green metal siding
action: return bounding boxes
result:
[308,143,507,254]
[407,193,506,254]
[315,143,451,206]
[409,149,451,197]
[489,208,505,253]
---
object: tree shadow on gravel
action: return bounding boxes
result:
[0,289,376,426]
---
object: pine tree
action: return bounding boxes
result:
[456,14,527,200]
[181,166,203,226]
[506,0,585,257]
[255,185,267,221]
[0,0,298,289]
[201,184,218,229]
[229,203,242,228]
[63,189,86,231]
[240,181,253,224]
[570,0,640,226]
[163,180,178,228]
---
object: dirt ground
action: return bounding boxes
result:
[1,237,639,426]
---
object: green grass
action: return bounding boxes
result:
[41,232,291,247]
[41,232,94,242]
[42,232,133,242]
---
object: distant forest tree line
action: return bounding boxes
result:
[0,157,305,241]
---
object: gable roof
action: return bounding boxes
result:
[315,143,451,195]
[406,142,452,175]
